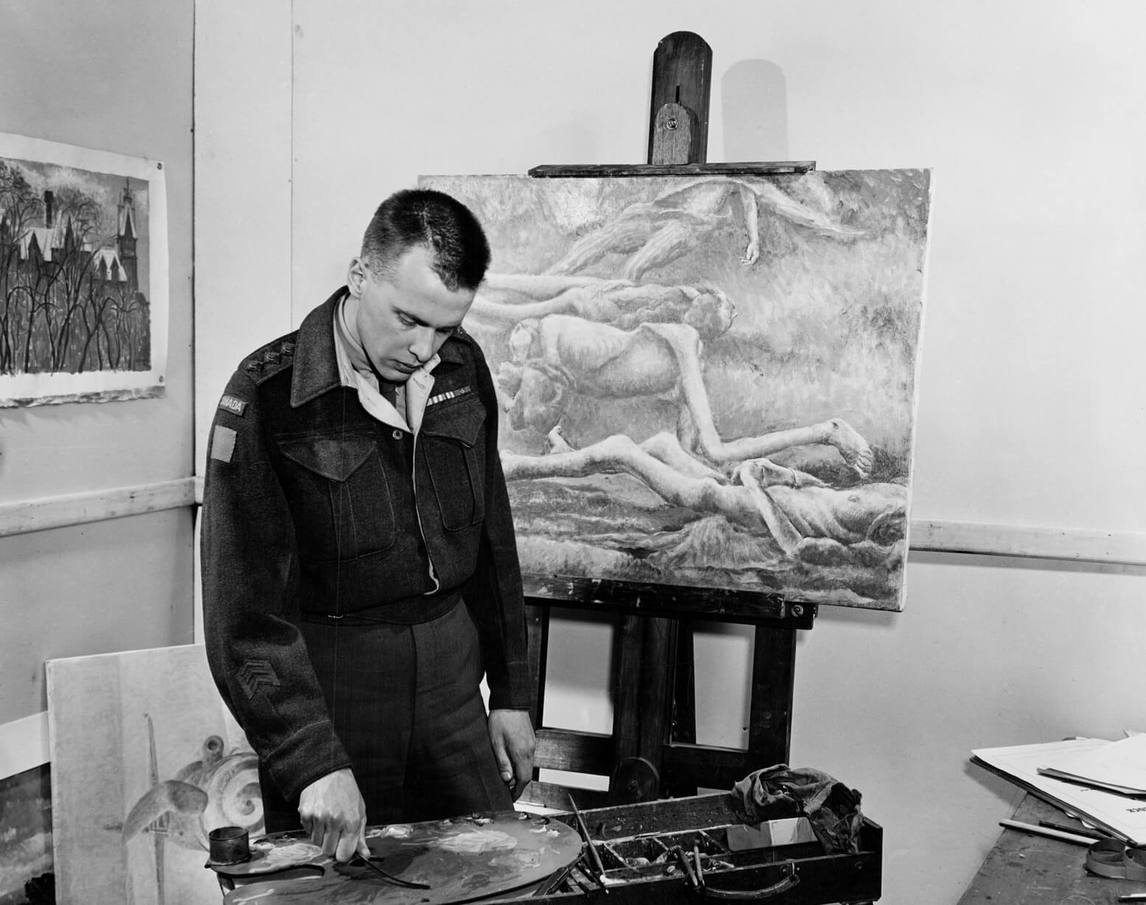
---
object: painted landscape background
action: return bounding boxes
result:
[424,171,931,610]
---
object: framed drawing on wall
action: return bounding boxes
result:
[422,171,932,612]
[0,132,169,407]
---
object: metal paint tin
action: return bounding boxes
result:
[208,825,250,865]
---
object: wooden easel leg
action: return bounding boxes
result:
[608,613,672,803]
[610,614,644,765]
[525,601,550,781]
[671,619,697,748]
[747,624,796,768]
[637,616,673,767]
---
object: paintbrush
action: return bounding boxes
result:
[352,853,431,889]
[568,793,610,893]
[533,858,580,897]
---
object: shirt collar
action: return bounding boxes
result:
[331,293,440,431]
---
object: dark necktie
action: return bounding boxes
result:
[369,361,398,407]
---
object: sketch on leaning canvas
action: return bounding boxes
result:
[0,132,168,406]
[48,644,262,905]
[422,171,932,611]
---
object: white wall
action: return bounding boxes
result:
[0,3,195,897]
[192,0,293,467]
[0,0,196,728]
[194,3,1146,903]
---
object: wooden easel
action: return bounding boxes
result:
[520,32,818,811]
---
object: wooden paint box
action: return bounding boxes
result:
[519,793,882,905]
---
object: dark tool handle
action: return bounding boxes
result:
[694,872,799,901]
[353,855,431,889]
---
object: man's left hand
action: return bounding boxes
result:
[488,709,535,800]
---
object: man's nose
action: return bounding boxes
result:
[410,326,435,362]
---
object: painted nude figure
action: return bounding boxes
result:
[545,177,863,280]
[497,313,873,479]
[471,272,735,339]
[501,428,905,562]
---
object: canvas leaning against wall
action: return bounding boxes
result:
[421,171,932,611]
[0,132,169,406]
[48,644,261,905]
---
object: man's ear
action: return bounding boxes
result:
[347,257,368,296]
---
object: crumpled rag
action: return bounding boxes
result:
[731,764,864,854]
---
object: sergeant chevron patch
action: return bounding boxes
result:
[238,659,280,698]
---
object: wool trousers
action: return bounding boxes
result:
[260,599,512,831]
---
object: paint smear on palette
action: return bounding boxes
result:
[250,840,323,870]
[434,828,517,853]
[368,824,413,839]
[491,849,543,868]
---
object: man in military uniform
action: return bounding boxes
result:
[202,189,535,864]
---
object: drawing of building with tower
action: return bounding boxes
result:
[1,180,142,298]
[0,171,151,376]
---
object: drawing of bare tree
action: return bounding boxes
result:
[0,160,42,374]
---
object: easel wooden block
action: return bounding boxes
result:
[519,32,818,812]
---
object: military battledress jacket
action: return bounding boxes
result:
[201,288,532,803]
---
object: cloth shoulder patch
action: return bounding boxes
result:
[218,394,247,417]
[210,425,237,463]
[428,385,474,407]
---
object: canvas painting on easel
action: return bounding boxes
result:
[47,644,262,905]
[421,171,932,611]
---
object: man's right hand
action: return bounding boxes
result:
[297,768,370,863]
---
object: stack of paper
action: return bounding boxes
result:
[971,739,1146,845]
[1036,734,1146,796]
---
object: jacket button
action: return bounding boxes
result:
[392,429,403,440]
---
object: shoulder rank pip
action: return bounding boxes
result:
[240,334,298,384]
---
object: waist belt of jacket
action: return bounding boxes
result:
[300,589,461,626]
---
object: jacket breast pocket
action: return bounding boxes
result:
[420,400,486,532]
[276,435,395,561]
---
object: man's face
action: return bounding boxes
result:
[347,245,475,383]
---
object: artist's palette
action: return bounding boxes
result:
[214,811,583,905]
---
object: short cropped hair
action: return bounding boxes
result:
[360,189,490,291]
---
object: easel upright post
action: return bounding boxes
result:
[607,31,712,799]
[648,31,712,164]
[521,31,817,811]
